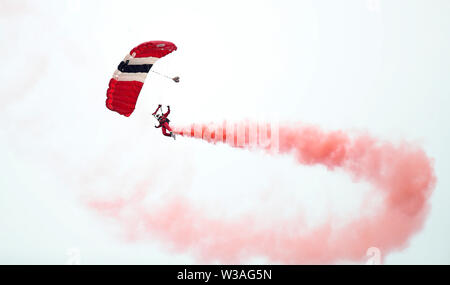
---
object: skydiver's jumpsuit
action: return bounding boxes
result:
[153,106,173,137]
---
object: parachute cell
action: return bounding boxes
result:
[106,41,177,117]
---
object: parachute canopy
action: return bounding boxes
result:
[106,41,177,117]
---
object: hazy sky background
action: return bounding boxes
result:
[0,0,449,264]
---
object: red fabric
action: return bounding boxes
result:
[106,79,143,117]
[130,41,177,58]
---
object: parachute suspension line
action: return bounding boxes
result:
[150,70,172,79]
[151,70,180,83]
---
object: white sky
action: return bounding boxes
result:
[0,0,449,264]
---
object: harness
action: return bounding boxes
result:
[158,117,170,124]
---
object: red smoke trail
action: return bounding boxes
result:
[90,121,436,264]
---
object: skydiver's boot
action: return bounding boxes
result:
[171,132,176,140]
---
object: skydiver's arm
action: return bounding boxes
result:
[152,104,162,115]
[163,105,170,117]
[155,123,162,128]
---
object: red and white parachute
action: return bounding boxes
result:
[106,41,177,117]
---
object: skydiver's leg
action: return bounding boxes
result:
[162,127,172,137]
[163,123,172,132]
[162,123,175,140]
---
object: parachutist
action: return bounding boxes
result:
[153,105,176,140]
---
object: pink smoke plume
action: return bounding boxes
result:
[89,121,436,264]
